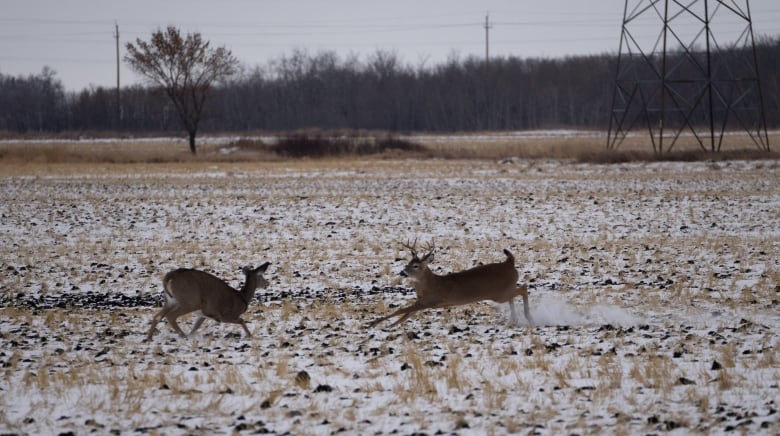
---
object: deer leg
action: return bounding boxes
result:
[508,299,520,326]
[508,291,534,327]
[188,315,207,337]
[521,292,534,326]
[218,318,252,338]
[145,304,176,342]
[388,311,416,327]
[369,301,425,328]
[164,306,194,338]
[237,319,252,338]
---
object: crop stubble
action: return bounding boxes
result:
[0,158,778,434]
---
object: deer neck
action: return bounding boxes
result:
[413,266,440,292]
[238,274,257,306]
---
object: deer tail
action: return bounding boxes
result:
[162,273,176,302]
[503,249,515,264]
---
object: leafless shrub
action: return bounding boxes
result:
[269,131,428,158]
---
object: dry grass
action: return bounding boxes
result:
[0,155,778,434]
[1,130,778,165]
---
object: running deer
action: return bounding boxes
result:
[369,241,533,328]
[144,263,270,342]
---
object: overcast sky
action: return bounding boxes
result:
[2,0,779,91]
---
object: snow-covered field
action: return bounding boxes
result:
[1,158,778,434]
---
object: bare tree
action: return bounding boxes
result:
[125,26,238,154]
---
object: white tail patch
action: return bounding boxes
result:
[163,280,177,303]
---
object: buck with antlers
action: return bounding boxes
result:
[144,263,270,342]
[369,241,533,328]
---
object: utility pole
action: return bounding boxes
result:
[115,21,121,125]
[484,13,491,65]
[483,13,492,130]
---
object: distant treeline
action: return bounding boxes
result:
[2,37,780,134]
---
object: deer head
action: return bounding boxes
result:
[401,239,435,278]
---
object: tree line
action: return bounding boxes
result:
[2,37,780,135]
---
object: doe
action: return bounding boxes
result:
[144,262,270,342]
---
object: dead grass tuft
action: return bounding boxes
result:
[576,148,780,164]
[294,370,312,390]
[1,130,777,164]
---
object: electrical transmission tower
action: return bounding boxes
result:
[607,0,770,153]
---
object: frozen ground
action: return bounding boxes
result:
[0,158,778,435]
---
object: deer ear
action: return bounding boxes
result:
[421,252,434,263]
[242,266,251,274]
[257,262,270,273]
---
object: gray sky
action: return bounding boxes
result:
[1,0,779,91]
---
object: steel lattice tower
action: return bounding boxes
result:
[607,0,770,152]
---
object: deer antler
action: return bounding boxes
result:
[401,238,436,261]
[401,238,419,259]
[421,239,436,261]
